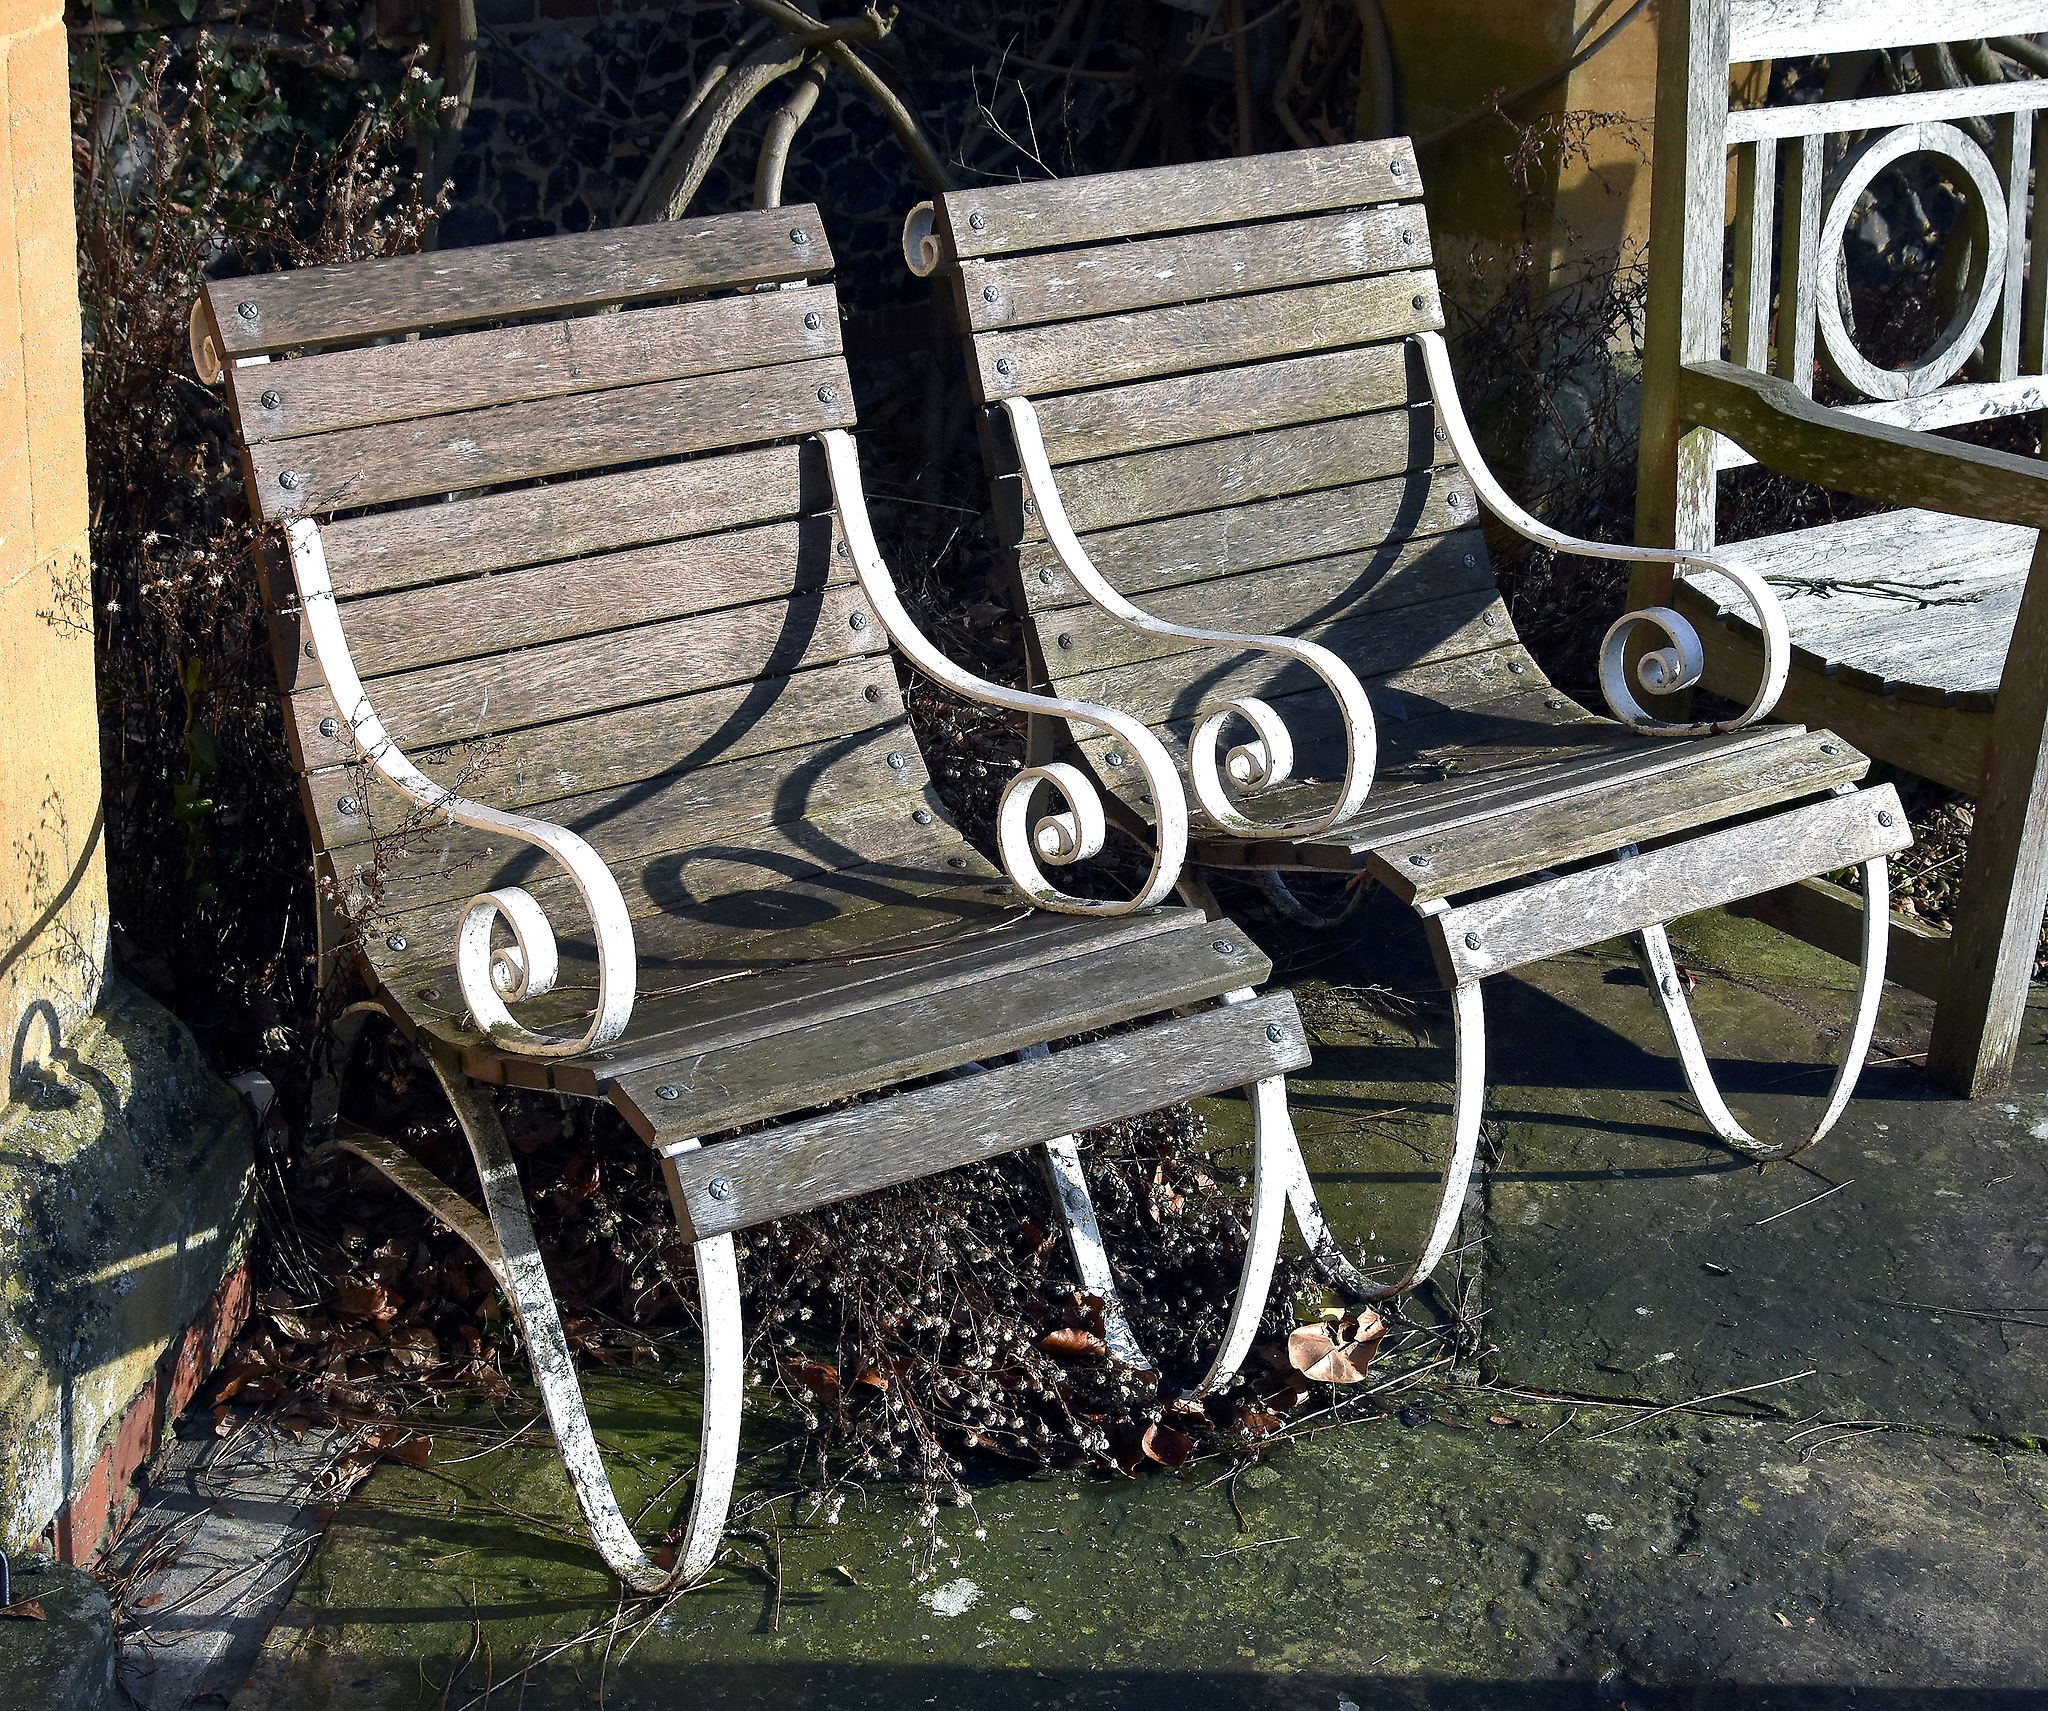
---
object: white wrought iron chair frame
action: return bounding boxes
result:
[975,328,1894,1314]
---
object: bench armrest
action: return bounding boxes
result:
[1681,359,2048,531]
[818,429,1189,915]
[996,396,1377,836]
[1416,331,1791,737]
[286,518,636,1057]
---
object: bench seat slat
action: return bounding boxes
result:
[661,994,1308,1238]
[611,921,1274,1147]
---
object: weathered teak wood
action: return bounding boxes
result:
[1637,0,2048,1095]
[201,208,1321,1591]
[929,136,1907,1244]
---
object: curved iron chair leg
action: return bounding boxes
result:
[1034,1135,1152,1369]
[1294,977,1489,1304]
[337,1059,743,1593]
[1632,851,1891,1164]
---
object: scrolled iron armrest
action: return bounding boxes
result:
[286,518,636,1057]
[817,430,1188,915]
[1415,330,1791,738]
[999,397,1377,836]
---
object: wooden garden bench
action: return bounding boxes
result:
[905,140,1911,1297]
[188,209,1318,1591]
[1639,0,2048,1097]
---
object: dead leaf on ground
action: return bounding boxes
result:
[1139,1422,1194,1468]
[778,1356,842,1407]
[0,1600,46,1621]
[1286,1308,1386,1385]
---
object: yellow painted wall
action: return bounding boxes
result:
[0,0,106,1078]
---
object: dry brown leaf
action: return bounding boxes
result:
[1286,1308,1386,1385]
[1139,1422,1194,1468]
[1039,1327,1109,1359]
[0,1599,46,1622]
[332,1281,399,1326]
[778,1356,842,1407]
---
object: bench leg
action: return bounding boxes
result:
[1632,850,1889,1160]
[1261,871,1368,929]
[1033,1136,1151,1368]
[335,1060,742,1593]
[1929,560,2048,1093]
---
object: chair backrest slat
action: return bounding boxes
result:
[205,208,821,357]
[942,143,1513,799]
[230,282,841,444]
[942,138,1420,260]
[315,442,827,598]
[206,207,967,979]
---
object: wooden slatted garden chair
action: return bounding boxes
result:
[187,208,1319,1592]
[1639,0,2048,1098]
[905,140,1912,1302]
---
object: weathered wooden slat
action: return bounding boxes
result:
[295,653,898,803]
[1009,407,1445,543]
[206,207,830,357]
[1726,0,2048,63]
[1029,343,1416,464]
[249,356,855,519]
[317,442,827,598]
[1062,628,1536,734]
[611,922,1271,1143]
[1434,786,1913,984]
[1021,467,1476,595]
[359,789,984,1011]
[285,584,883,747]
[1373,730,1870,905]
[972,274,1441,403]
[334,726,930,916]
[1723,75,2048,142]
[577,907,1202,1094]
[1025,526,1488,628]
[939,140,1418,260]
[228,284,842,443]
[961,206,1430,333]
[1035,543,1501,677]
[1348,725,1821,856]
[657,993,1309,1233]
[331,513,846,681]
[390,864,1026,1041]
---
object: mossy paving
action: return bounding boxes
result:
[231,906,2048,1708]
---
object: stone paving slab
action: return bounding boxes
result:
[226,1379,2048,1710]
[220,897,2048,1708]
[1475,913,2048,1439]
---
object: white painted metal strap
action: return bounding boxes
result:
[819,427,1190,914]
[1000,395,1379,841]
[286,518,636,1057]
[1725,79,2048,144]
[1416,330,1791,737]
